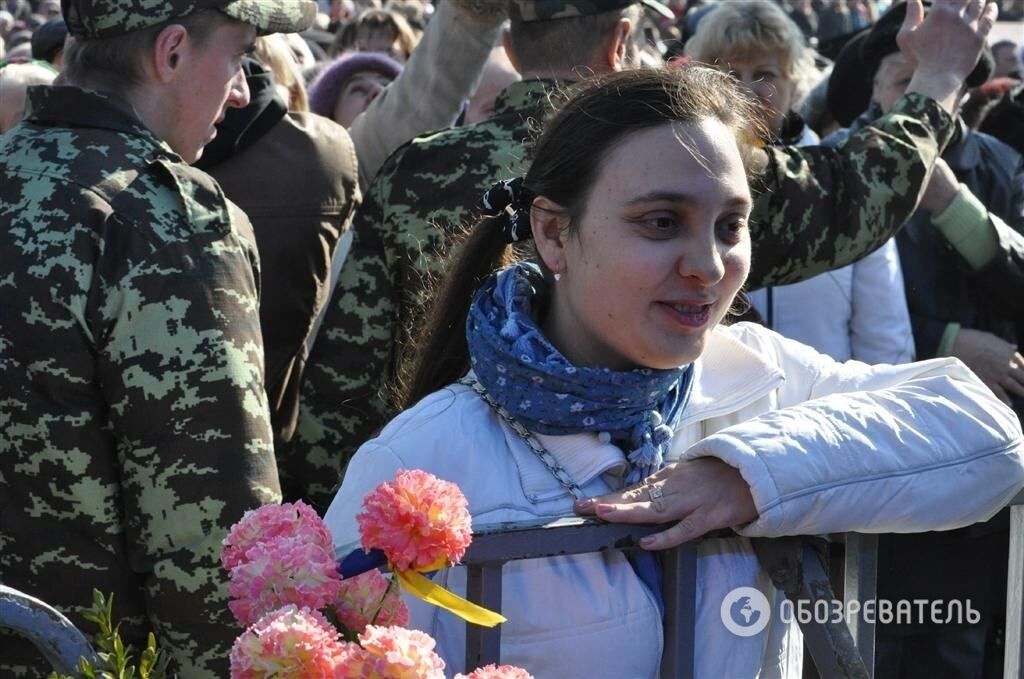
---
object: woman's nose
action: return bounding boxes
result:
[678,232,726,285]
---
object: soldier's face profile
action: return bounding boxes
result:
[163,20,257,163]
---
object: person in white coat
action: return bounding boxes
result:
[325,59,1023,679]
[685,0,915,364]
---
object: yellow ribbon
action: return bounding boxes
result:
[394,568,507,627]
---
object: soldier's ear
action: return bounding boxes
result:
[502,27,522,74]
[605,16,633,71]
[151,24,189,84]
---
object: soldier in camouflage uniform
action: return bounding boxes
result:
[0,0,314,676]
[291,0,997,509]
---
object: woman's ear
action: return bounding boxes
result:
[531,196,570,274]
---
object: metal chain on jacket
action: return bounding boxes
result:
[459,375,585,500]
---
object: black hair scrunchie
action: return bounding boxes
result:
[478,177,534,244]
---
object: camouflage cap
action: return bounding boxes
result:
[63,0,317,39]
[512,0,674,22]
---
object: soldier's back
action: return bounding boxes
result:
[288,79,565,508]
[0,86,269,675]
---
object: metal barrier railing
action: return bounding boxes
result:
[0,585,97,674]
[1005,490,1024,678]
[461,517,873,678]
[4,489,1020,676]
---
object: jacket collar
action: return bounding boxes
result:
[509,324,784,500]
[25,85,178,161]
[679,324,784,426]
[492,79,566,119]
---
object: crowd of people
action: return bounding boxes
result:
[1,0,1024,676]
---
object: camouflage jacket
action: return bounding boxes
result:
[0,87,280,677]
[291,79,954,509]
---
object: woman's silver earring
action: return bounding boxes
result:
[554,272,562,282]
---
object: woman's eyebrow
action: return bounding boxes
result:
[625,190,699,206]
[625,190,752,210]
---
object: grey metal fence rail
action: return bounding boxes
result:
[0,585,97,674]
[3,489,1021,677]
[1005,490,1024,678]
[461,517,875,678]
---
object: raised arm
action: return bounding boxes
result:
[747,0,998,288]
[347,0,506,190]
[577,326,1024,548]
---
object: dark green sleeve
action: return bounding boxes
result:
[748,93,954,288]
[99,225,279,676]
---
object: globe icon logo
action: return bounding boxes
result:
[720,587,771,637]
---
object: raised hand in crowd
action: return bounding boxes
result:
[899,0,999,112]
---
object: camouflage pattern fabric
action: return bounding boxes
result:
[512,0,673,22]
[0,86,281,678]
[291,79,954,511]
[288,80,561,511]
[62,0,316,39]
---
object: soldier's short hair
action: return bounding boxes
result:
[508,3,641,73]
[62,9,234,93]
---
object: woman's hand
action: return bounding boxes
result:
[573,458,758,550]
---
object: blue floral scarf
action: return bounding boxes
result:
[466,262,694,485]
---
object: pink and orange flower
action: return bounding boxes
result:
[349,624,447,679]
[222,501,333,572]
[227,534,342,626]
[455,665,536,679]
[357,469,473,572]
[229,605,350,678]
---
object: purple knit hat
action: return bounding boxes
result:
[308,52,403,118]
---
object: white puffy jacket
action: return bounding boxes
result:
[746,239,915,364]
[325,323,1024,678]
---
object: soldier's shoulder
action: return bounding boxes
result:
[2,125,237,245]
[376,114,530,191]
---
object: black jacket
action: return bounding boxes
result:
[895,121,1024,358]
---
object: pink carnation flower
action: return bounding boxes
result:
[229,605,353,678]
[228,535,342,627]
[222,501,334,572]
[353,625,447,679]
[332,570,410,634]
[456,665,535,679]
[357,469,472,571]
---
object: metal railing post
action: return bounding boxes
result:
[1005,491,1024,679]
[660,544,697,679]
[460,518,874,678]
[844,533,878,677]
[464,562,504,670]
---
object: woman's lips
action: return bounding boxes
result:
[657,301,712,328]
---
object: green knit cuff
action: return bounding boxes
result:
[936,322,962,357]
[932,185,997,270]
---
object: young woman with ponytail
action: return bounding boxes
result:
[325,67,1024,677]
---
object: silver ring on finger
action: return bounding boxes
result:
[647,485,666,513]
